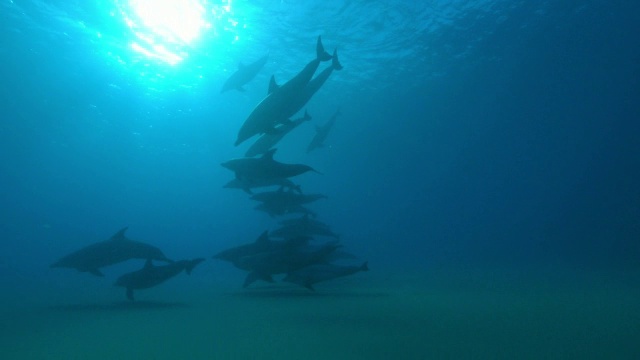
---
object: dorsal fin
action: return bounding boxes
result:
[144,259,154,269]
[111,227,128,241]
[303,110,312,121]
[255,230,270,244]
[268,75,280,95]
[261,148,277,160]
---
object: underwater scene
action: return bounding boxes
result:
[1,0,639,358]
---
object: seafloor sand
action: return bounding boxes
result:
[1,270,639,359]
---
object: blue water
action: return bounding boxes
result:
[1,0,639,358]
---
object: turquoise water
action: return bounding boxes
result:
[1,0,639,358]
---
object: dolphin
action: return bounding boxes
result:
[254,202,316,218]
[50,227,172,277]
[235,36,332,146]
[307,108,340,153]
[238,241,340,288]
[221,148,321,181]
[283,48,343,119]
[223,177,301,195]
[271,219,340,239]
[221,54,269,93]
[250,187,327,206]
[213,231,309,267]
[114,258,204,301]
[279,214,331,229]
[244,110,312,157]
[283,262,368,291]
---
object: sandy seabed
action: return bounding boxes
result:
[1,270,638,359]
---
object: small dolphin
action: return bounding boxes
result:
[254,202,316,218]
[223,177,301,195]
[250,187,327,206]
[235,36,332,146]
[50,227,172,277]
[114,258,204,301]
[221,148,321,181]
[221,54,269,93]
[279,214,330,229]
[271,218,339,239]
[307,108,340,153]
[244,110,312,157]
[283,262,369,291]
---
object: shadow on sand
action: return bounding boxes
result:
[227,285,390,299]
[46,301,189,313]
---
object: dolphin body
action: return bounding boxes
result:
[114,258,204,301]
[221,54,269,93]
[270,219,340,239]
[212,231,309,267]
[235,36,332,146]
[307,108,341,153]
[279,214,330,229]
[238,241,340,288]
[250,188,327,206]
[244,110,312,157]
[254,202,316,218]
[223,177,301,195]
[50,227,172,277]
[221,148,321,181]
[283,262,369,291]
[280,49,343,119]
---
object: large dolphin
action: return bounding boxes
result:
[223,177,301,195]
[283,262,369,291]
[244,110,312,157]
[221,54,269,93]
[50,227,172,277]
[307,108,340,153]
[281,49,343,119]
[114,258,204,301]
[221,148,321,181]
[235,36,332,146]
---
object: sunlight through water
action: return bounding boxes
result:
[114,0,225,65]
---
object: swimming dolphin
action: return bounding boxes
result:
[114,258,204,301]
[244,110,312,157]
[270,218,340,239]
[235,36,332,146]
[283,262,368,291]
[221,54,269,93]
[279,214,330,229]
[223,177,301,195]
[238,241,340,288]
[50,227,172,277]
[221,148,321,181]
[250,187,327,206]
[213,231,309,266]
[254,202,316,218]
[307,108,340,153]
[283,48,343,118]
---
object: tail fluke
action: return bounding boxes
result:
[332,48,343,70]
[316,36,332,62]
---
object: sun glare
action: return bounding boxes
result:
[117,0,214,65]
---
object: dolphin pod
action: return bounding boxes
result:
[217,36,367,291]
[52,36,364,301]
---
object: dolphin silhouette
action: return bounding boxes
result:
[50,227,172,277]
